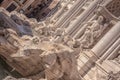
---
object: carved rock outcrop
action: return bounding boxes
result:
[0,8,81,80]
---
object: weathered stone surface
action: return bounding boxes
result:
[0,8,81,80]
[3,76,31,80]
[43,50,81,80]
[0,0,120,80]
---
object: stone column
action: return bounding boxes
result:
[60,0,88,28]
[91,22,120,57]
[54,0,85,28]
[51,1,70,21]
[99,38,120,63]
[73,15,97,39]
[106,44,120,60]
[73,25,87,39]
[66,0,103,35]
[22,0,34,11]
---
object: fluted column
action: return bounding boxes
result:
[73,25,87,39]
[91,22,120,57]
[54,0,85,28]
[73,15,97,39]
[60,0,88,28]
[99,38,120,63]
[22,0,34,11]
[66,0,103,35]
[51,1,71,21]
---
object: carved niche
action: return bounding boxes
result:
[98,0,120,21]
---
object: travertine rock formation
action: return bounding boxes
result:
[0,0,120,80]
[3,76,31,80]
[0,7,81,80]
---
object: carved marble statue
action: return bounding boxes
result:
[87,16,108,39]
[78,15,109,49]
[32,36,40,44]
[79,27,94,48]
[41,27,49,36]
[63,35,73,46]
[54,28,66,39]
[90,16,104,38]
